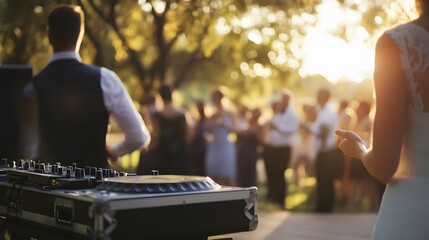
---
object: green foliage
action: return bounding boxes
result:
[0,0,408,105]
[0,0,50,70]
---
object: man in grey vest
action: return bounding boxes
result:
[21,5,150,168]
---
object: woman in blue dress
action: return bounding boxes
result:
[204,88,238,186]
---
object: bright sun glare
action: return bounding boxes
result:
[299,0,417,83]
[299,27,375,83]
[299,0,376,83]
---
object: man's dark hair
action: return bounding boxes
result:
[159,84,173,102]
[48,5,84,47]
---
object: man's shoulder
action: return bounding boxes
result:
[32,62,102,87]
[35,61,101,75]
[99,67,120,80]
[73,62,102,74]
[83,62,102,70]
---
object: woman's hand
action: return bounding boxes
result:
[335,129,369,159]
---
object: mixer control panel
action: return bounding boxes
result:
[0,158,130,189]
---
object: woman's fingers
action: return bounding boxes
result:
[336,129,368,159]
[335,129,364,143]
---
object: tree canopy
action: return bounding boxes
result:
[0,0,415,106]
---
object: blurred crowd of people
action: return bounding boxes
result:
[137,84,383,212]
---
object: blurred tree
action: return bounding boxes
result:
[0,0,414,105]
[0,0,50,71]
[0,0,322,99]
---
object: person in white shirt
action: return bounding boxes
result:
[337,100,355,133]
[263,90,300,209]
[20,5,150,168]
[304,88,340,212]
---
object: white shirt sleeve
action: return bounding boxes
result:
[100,68,151,158]
[20,83,39,159]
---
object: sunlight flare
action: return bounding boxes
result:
[299,0,376,83]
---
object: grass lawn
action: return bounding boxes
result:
[257,174,380,213]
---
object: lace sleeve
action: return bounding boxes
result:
[386,23,429,111]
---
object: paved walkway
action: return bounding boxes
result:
[226,211,377,240]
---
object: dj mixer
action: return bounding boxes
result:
[0,159,258,240]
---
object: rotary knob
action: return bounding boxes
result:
[66,167,73,178]
[17,159,24,169]
[96,169,104,181]
[75,168,85,178]
[51,164,59,174]
[57,167,65,176]
[90,167,97,177]
[30,160,35,169]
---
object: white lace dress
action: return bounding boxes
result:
[372,23,429,240]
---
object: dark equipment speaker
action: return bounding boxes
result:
[0,65,33,160]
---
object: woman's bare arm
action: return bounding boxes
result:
[337,33,407,184]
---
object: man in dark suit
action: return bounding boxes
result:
[21,5,150,168]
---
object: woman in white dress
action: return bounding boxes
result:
[336,1,429,239]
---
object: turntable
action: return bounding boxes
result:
[97,175,220,193]
[0,162,258,240]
